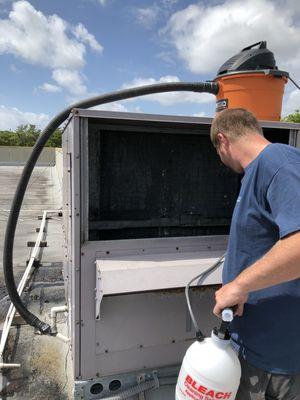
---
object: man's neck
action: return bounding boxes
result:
[233,134,271,171]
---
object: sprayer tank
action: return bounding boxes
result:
[176,333,241,400]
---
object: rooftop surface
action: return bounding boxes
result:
[0,164,71,399]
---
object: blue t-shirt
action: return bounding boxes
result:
[223,143,300,374]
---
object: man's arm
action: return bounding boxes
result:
[213,230,300,317]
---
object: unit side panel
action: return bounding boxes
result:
[70,115,82,379]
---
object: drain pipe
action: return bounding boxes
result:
[50,305,68,334]
[0,362,21,369]
[50,305,69,342]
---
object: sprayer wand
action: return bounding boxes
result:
[185,253,227,341]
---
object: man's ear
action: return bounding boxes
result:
[216,132,227,146]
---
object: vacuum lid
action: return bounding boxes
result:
[217,41,277,76]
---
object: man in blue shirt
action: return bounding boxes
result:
[210,108,300,399]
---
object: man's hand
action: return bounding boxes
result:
[213,280,249,318]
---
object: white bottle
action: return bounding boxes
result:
[176,330,241,400]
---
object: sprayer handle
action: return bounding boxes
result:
[221,308,234,322]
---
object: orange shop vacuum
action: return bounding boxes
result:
[213,41,289,121]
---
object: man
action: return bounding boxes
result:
[210,108,300,399]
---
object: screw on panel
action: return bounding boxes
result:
[35,227,46,233]
[27,241,47,248]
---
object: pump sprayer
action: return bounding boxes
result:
[175,255,241,400]
[176,309,241,400]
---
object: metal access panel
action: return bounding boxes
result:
[62,110,299,398]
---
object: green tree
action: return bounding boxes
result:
[46,128,62,147]
[0,124,62,147]
[282,110,300,123]
[0,130,17,146]
[14,124,40,146]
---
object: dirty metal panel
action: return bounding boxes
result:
[80,118,90,244]
[95,250,224,296]
[92,234,227,257]
[71,109,213,126]
[288,129,300,149]
[70,109,300,131]
[93,287,217,377]
[62,125,70,301]
[81,236,226,379]
[70,114,82,379]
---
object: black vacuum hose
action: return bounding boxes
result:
[3,81,219,334]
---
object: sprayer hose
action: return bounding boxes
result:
[3,81,219,334]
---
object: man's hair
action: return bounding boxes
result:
[210,108,263,147]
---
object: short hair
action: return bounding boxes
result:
[210,108,263,147]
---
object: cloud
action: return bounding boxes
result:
[193,111,207,117]
[166,0,300,81]
[39,82,62,93]
[72,23,103,52]
[52,69,87,96]
[282,89,300,116]
[122,76,214,105]
[134,0,179,29]
[10,63,20,73]
[93,102,129,112]
[0,1,102,95]
[135,5,160,29]
[0,105,49,130]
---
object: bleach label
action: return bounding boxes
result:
[177,374,233,400]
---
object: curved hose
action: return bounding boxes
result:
[185,253,226,341]
[3,81,219,334]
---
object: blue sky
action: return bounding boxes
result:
[0,0,299,130]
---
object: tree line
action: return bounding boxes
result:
[282,110,300,123]
[0,111,299,148]
[0,124,62,147]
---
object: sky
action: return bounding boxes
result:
[0,0,299,130]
